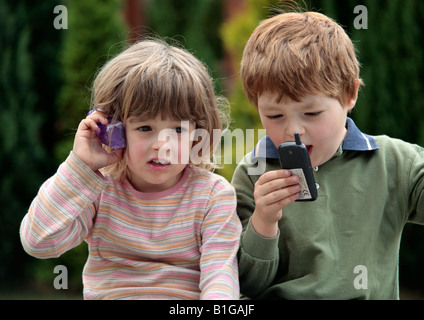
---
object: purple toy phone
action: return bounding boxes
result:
[96,118,126,149]
[87,109,126,149]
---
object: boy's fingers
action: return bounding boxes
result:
[258,184,300,207]
[256,169,298,192]
[256,169,293,186]
[255,173,300,198]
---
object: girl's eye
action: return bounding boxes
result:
[138,125,151,132]
[174,127,187,134]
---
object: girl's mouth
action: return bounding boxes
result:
[150,159,170,165]
[148,159,171,170]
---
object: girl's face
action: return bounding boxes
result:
[124,115,196,192]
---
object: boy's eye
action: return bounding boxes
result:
[268,114,283,120]
[305,111,322,117]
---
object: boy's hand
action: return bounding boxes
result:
[73,111,124,172]
[251,170,300,238]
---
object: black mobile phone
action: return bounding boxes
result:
[278,133,317,201]
[96,118,126,150]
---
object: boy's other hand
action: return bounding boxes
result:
[251,170,300,238]
[73,111,124,172]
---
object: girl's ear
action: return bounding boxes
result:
[346,80,361,112]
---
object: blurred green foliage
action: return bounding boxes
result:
[219,0,280,180]
[1,0,423,298]
[0,0,127,295]
[0,0,63,288]
[146,0,224,84]
[55,0,127,163]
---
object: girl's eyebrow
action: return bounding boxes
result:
[127,117,193,128]
[127,116,148,124]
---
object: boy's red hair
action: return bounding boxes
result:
[241,11,363,107]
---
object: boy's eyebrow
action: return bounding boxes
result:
[297,99,325,110]
[261,101,318,112]
[300,102,317,110]
[260,100,283,111]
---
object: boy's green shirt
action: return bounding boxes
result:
[232,118,424,299]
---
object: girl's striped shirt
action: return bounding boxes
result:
[20,152,242,300]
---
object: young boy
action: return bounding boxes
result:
[231,11,424,299]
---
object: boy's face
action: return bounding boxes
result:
[258,92,355,168]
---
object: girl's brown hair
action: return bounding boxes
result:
[90,38,229,179]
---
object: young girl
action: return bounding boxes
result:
[20,39,242,300]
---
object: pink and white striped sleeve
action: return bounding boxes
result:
[20,152,106,258]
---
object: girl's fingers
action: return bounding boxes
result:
[77,118,99,134]
[78,111,110,134]
[86,109,109,125]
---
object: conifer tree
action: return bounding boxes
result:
[0,0,63,286]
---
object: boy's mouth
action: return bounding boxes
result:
[306,145,313,157]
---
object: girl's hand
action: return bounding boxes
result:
[251,170,300,238]
[72,111,124,172]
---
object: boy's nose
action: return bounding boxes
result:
[284,122,305,141]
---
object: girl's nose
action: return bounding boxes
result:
[152,138,168,150]
[152,129,175,151]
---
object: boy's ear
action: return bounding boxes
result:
[346,80,361,112]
